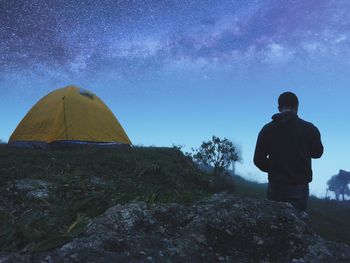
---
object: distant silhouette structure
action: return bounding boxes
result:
[254,92,323,211]
[327,169,350,201]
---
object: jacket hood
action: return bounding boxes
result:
[272,111,298,125]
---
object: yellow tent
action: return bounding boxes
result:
[9,85,131,146]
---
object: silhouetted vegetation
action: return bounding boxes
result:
[327,169,350,201]
[190,136,241,177]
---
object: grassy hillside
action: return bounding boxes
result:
[0,144,349,252]
[229,174,267,199]
[308,197,350,244]
[229,174,350,245]
[0,145,212,252]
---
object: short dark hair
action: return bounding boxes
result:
[278,92,299,109]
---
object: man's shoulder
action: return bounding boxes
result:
[296,117,318,130]
[260,121,274,133]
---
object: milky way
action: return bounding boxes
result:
[1,0,350,80]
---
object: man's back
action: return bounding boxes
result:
[254,111,323,185]
[254,91,323,211]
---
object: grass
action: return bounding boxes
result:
[229,174,267,199]
[308,197,350,244]
[0,145,212,252]
[0,143,349,252]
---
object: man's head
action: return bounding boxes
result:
[278,92,299,113]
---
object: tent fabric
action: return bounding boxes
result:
[9,86,132,145]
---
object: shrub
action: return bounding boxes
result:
[191,136,241,177]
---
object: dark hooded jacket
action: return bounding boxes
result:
[254,111,323,185]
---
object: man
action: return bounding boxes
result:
[254,92,323,211]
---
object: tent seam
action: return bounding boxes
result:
[62,96,68,140]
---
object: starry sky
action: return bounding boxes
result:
[1,0,350,197]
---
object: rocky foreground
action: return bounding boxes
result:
[1,193,349,263]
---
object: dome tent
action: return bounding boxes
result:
[9,85,132,148]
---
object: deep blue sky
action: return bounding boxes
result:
[1,0,350,197]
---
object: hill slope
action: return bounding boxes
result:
[0,144,349,259]
[0,145,211,252]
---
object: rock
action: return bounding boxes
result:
[26,189,50,200]
[89,176,106,187]
[14,179,51,200]
[14,179,50,192]
[1,193,349,262]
